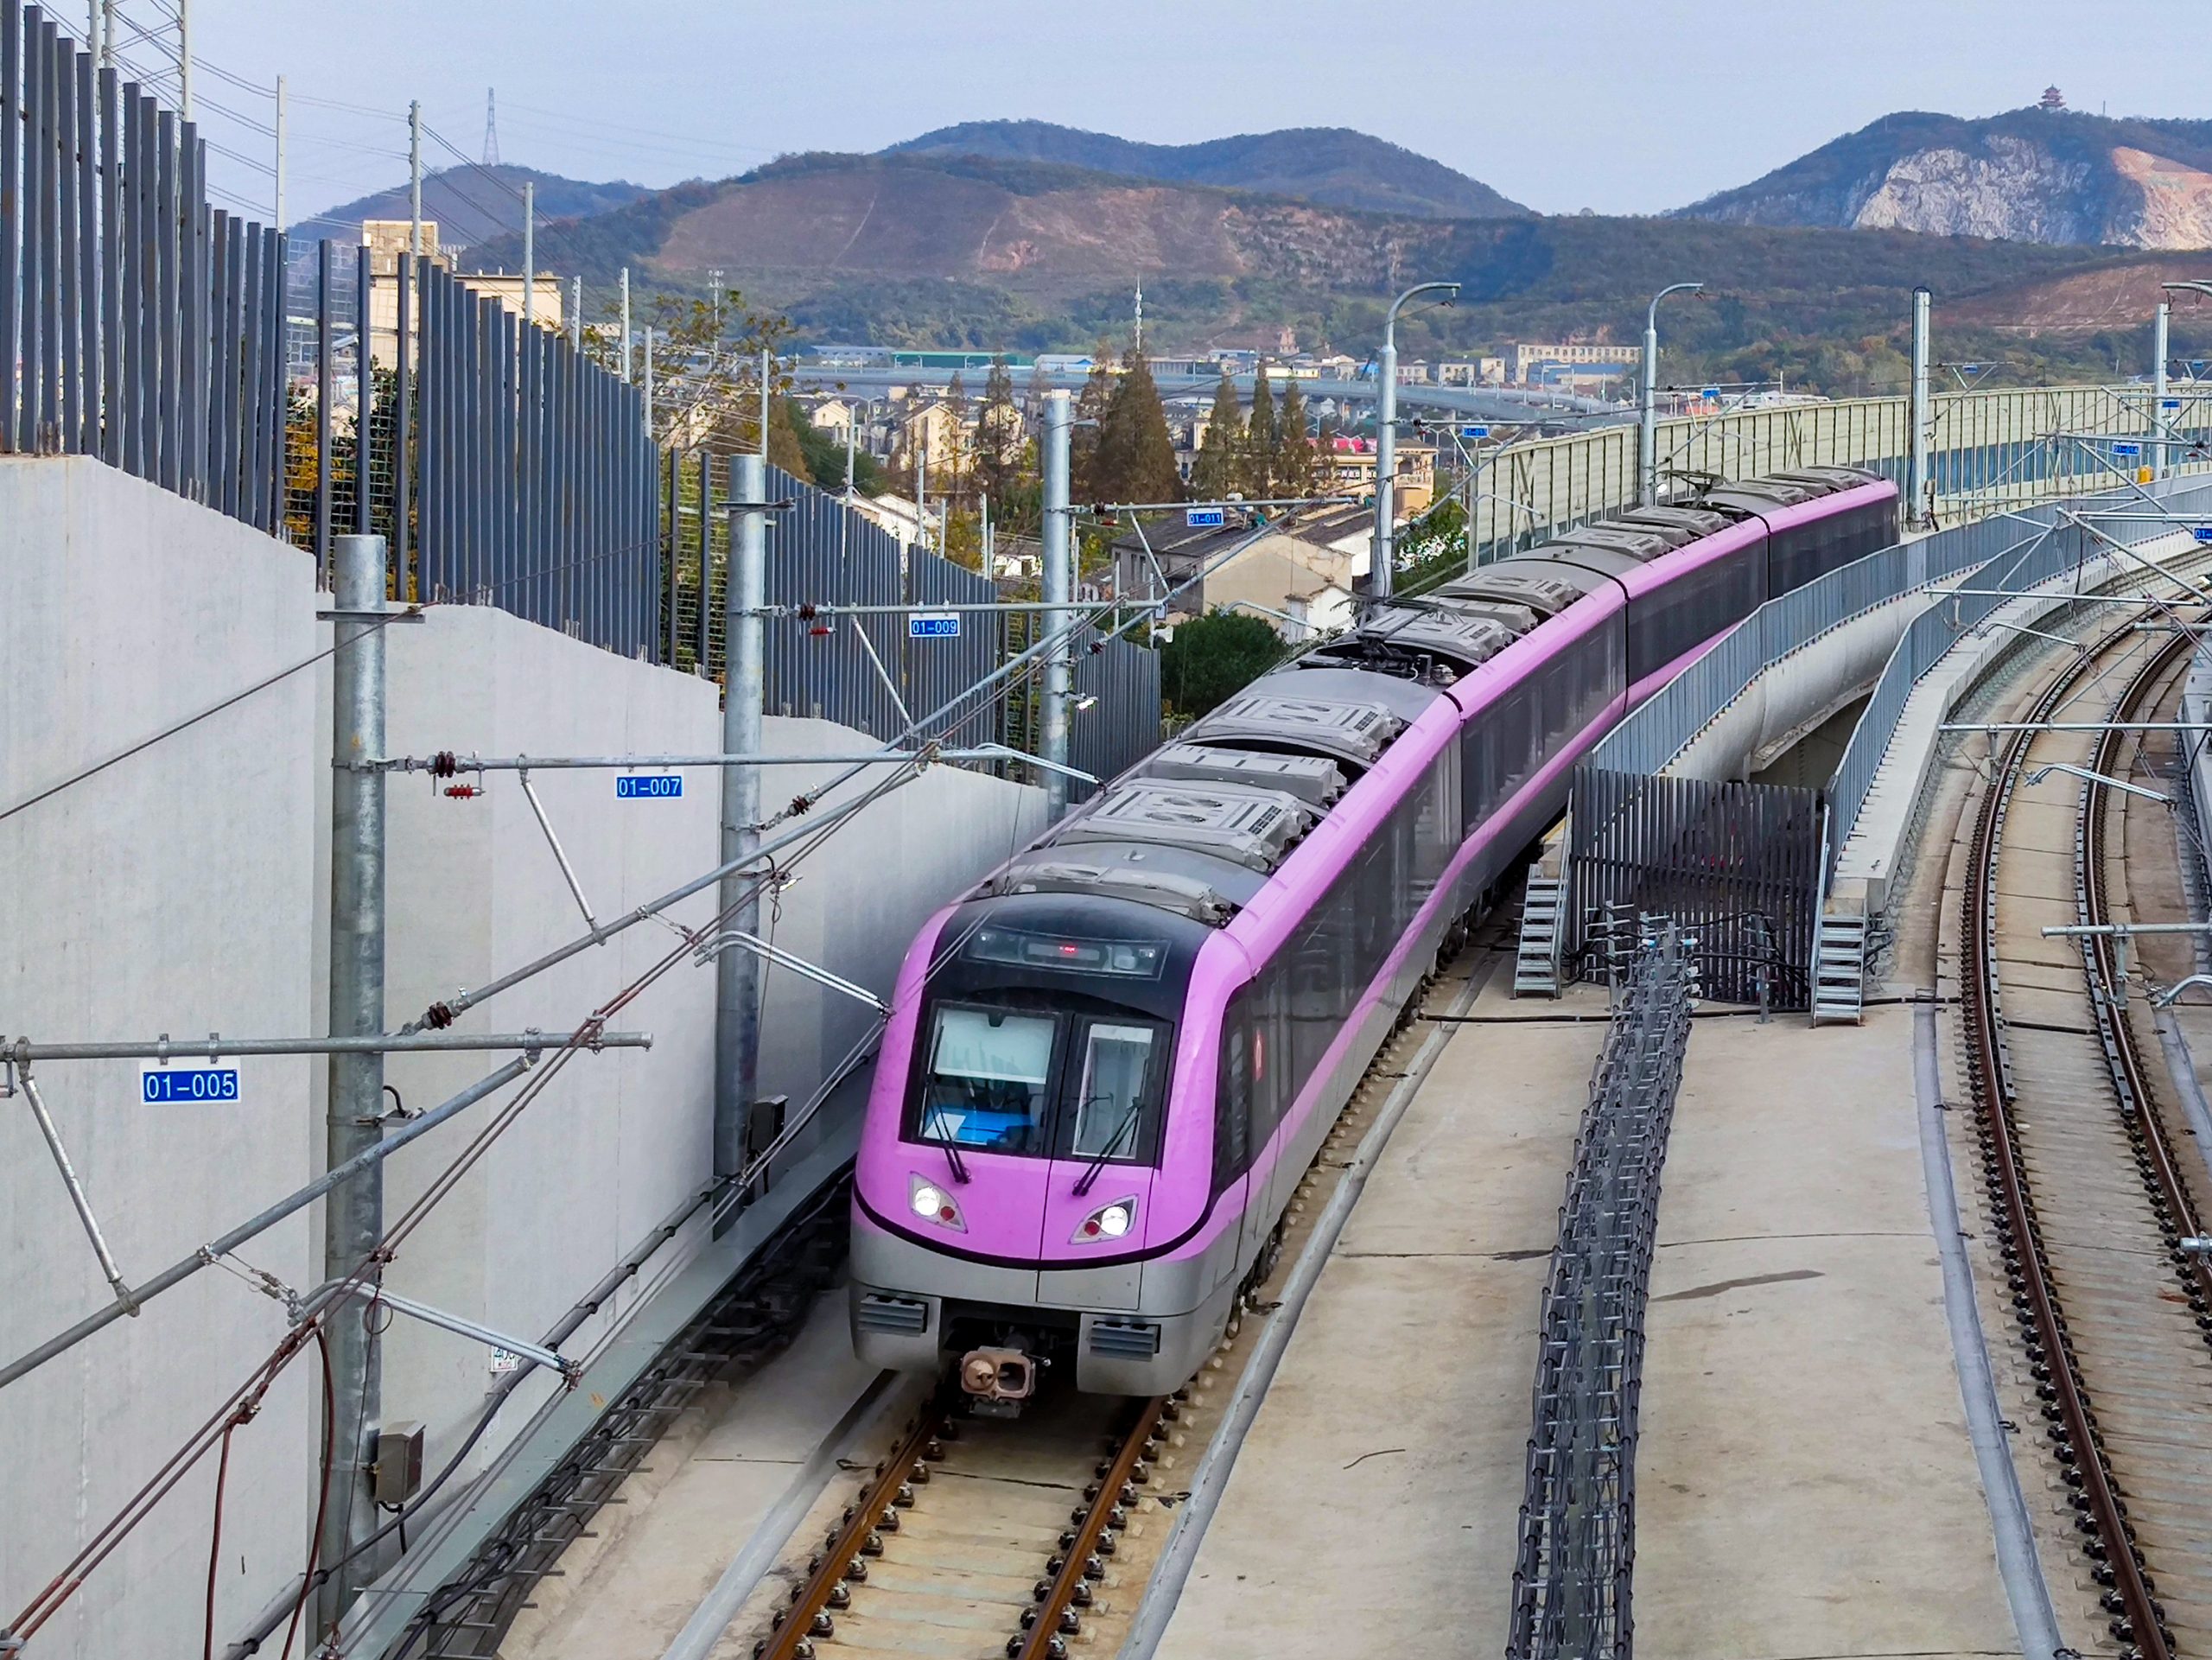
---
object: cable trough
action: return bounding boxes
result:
[1507,925,1694,1660]
[1959,617,2212,1660]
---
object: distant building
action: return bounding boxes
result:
[807,397,856,434]
[1109,503,1373,641]
[1437,359,1505,387]
[361,219,562,370]
[853,492,942,553]
[1394,360,1431,385]
[1316,435,1437,514]
[1506,340,1639,385]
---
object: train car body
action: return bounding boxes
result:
[851,470,1898,1400]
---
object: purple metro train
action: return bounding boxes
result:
[850,467,1899,1401]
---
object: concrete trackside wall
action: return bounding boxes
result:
[0,458,321,1659]
[1,457,1053,1654]
[374,607,726,1491]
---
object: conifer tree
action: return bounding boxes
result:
[977,355,1022,501]
[1090,348,1182,506]
[1243,367,1278,500]
[1191,372,1243,501]
[1071,346,1116,500]
[1275,378,1314,499]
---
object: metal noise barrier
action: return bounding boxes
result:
[1507,924,1695,1660]
[1827,473,2212,872]
[0,0,286,527]
[1459,383,2212,570]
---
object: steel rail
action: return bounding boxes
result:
[1961,619,2177,1660]
[1014,1397,1171,1660]
[755,1403,947,1660]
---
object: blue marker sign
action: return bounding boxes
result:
[2196,526,2212,544]
[2164,398,2183,411]
[909,612,961,639]
[1459,424,1490,440]
[1700,386,1721,401]
[1185,506,1226,528]
[141,1065,240,1103]
[616,774,683,799]
[2113,441,2142,457]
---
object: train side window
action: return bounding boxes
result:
[1214,994,1253,1192]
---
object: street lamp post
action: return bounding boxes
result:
[2158,282,2212,483]
[1373,280,1460,600]
[1640,282,1703,506]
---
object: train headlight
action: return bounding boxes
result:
[909,1175,966,1231]
[1073,1199,1137,1243]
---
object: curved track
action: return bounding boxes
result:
[1961,620,2212,1660]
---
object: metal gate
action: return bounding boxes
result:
[1565,766,1821,1008]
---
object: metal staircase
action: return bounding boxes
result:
[1811,911,1867,1025]
[1514,874,1566,998]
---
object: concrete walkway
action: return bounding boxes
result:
[1155,972,1608,1658]
[1635,1002,2012,1659]
[1155,984,2016,1659]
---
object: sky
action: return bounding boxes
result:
[84,0,2212,231]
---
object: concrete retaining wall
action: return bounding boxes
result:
[0,458,321,1657]
[0,457,1046,1656]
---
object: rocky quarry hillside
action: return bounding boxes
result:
[1678,107,2212,249]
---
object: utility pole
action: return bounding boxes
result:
[1641,281,1702,507]
[177,0,190,121]
[642,328,654,438]
[407,101,422,259]
[318,533,389,1632]
[914,429,928,561]
[1374,280,1459,599]
[714,385,768,1214]
[99,0,112,68]
[1909,286,1932,525]
[521,180,535,332]
[1041,389,1073,820]
[619,269,632,383]
[273,75,287,231]
[569,277,582,353]
[2154,297,2170,482]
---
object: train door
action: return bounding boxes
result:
[1036,1014,1160,1313]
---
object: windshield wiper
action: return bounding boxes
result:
[1071,1101,1142,1197]
[921,1104,972,1185]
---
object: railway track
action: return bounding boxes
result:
[754,1391,1172,1660]
[1960,618,2212,1660]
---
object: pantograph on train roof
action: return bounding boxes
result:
[1052,777,1314,873]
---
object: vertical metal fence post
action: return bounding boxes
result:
[0,0,21,454]
[696,448,714,672]
[314,238,332,582]
[318,531,389,1634]
[27,14,53,447]
[153,104,175,487]
[54,39,78,450]
[179,120,204,500]
[95,60,117,465]
[394,251,411,595]
[1041,387,1073,819]
[354,239,371,539]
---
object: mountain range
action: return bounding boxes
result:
[1676,108,2212,250]
[296,113,2212,392]
[886,120,1527,219]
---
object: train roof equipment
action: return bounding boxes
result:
[1140,743,1347,808]
[1050,778,1314,873]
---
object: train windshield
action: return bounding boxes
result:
[912,1003,1168,1164]
[920,1007,1056,1153]
[1070,1023,1157,1160]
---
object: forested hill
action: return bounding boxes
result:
[885,120,1528,219]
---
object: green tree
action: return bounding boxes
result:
[1089,348,1182,506]
[1161,608,1287,720]
[1242,368,1278,499]
[1071,346,1117,501]
[976,354,1022,502]
[1275,378,1314,499]
[1191,372,1243,501]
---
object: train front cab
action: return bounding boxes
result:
[849,894,1234,1401]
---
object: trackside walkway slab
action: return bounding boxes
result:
[1156,984,2015,1659]
[1154,969,1606,1658]
[1634,1001,2012,1658]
